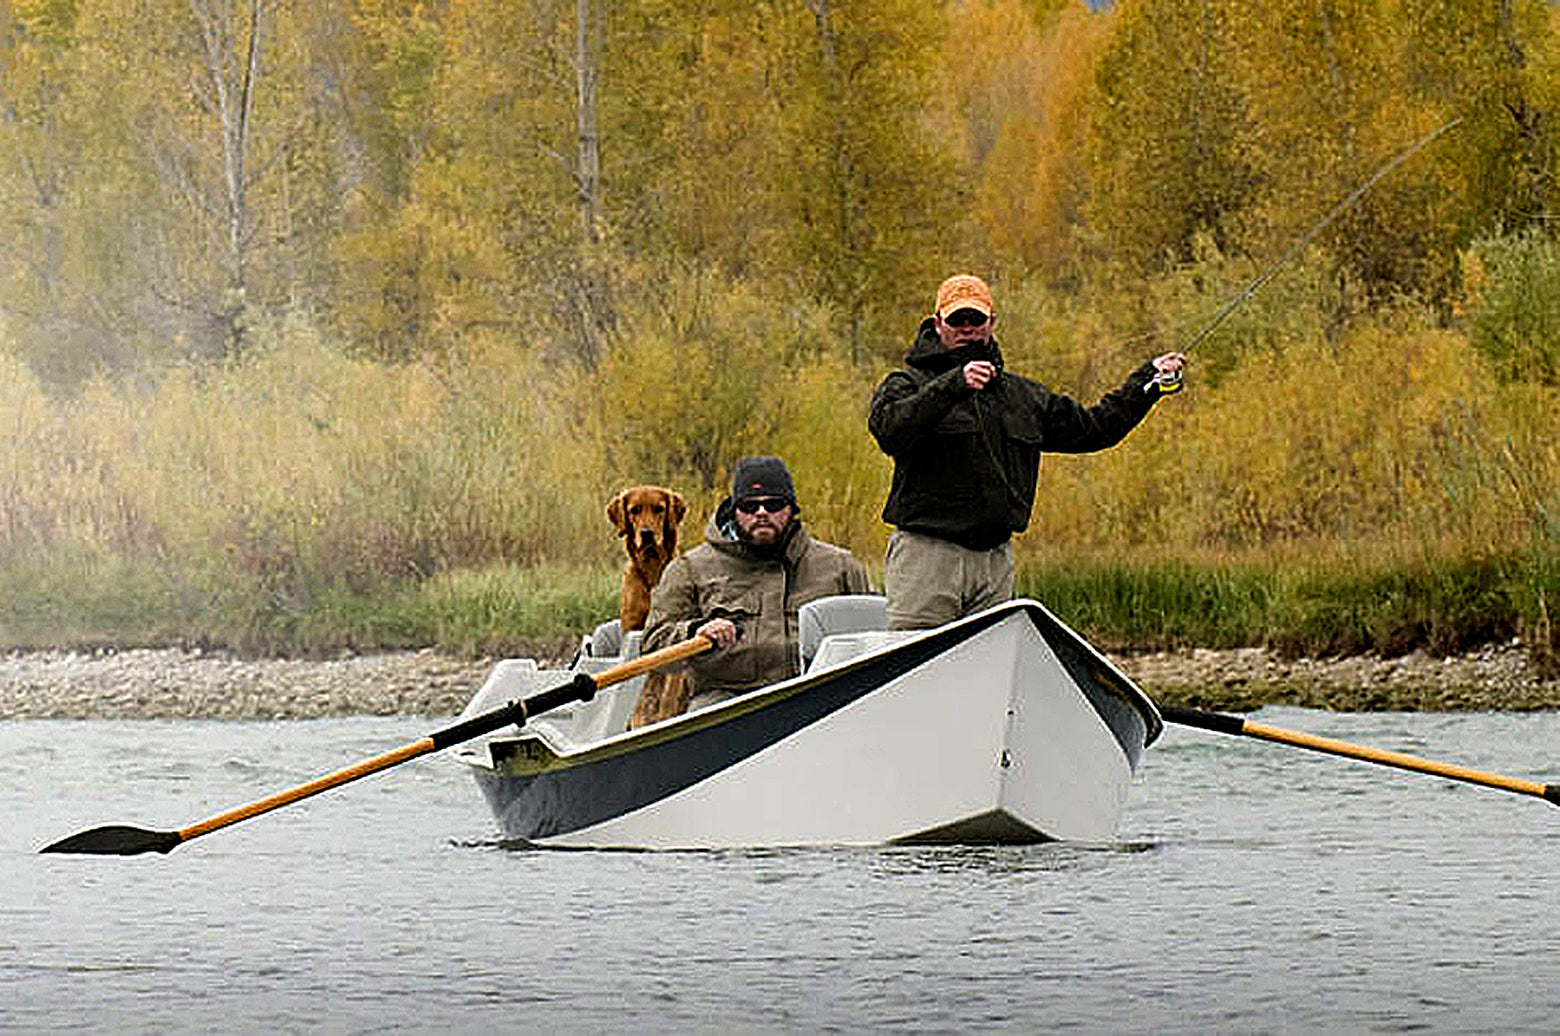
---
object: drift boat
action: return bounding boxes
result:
[452,596,1162,849]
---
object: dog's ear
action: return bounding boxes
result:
[668,491,687,527]
[607,492,629,536]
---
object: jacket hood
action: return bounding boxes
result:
[707,496,805,562]
[905,318,1005,375]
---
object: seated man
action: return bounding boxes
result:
[639,456,870,717]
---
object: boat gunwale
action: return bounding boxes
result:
[464,599,1162,777]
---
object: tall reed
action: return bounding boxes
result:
[2,258,1558,659]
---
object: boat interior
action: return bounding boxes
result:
[456,594,910,753]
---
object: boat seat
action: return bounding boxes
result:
[580,619,645,663]
[456,657,547,723]
[798,594,889,671]
[454,658,588,748]
[807,630,917,673]
[461,623,649,750]
[586,619,624,659]
[571,627,643,740]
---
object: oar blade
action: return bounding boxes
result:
[39,824,183,856]
[37,636,716,858]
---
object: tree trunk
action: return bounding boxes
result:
[191,0,267,357]
[806,0,864,361]
[572,0,612,367]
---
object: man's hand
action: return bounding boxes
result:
[696,617,739,648]
[963,360,995,390]
[1145,351,1187,395]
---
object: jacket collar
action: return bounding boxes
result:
[905,318,1005,375]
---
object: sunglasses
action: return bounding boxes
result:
[943,309,989,328]
[735,497,790,515]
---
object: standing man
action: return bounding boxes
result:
[640,456,870,717]
[868,274,1185,630]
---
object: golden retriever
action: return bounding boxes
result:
[608,485,687,632]
[607,486,692,730]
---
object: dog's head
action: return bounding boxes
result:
[608,486,687,562]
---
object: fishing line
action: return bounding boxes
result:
[940,117,1466,486]
[1144,115,1465,394]
[1183,116,1464,355]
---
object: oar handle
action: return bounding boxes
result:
[578,634,714,691]
[1161,704,1559,806]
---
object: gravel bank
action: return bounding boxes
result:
[1120,642,1560,712]
[0,648,496,720]
[2,642,1558,720]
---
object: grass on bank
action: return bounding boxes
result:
[1021,549,1552,665]
[5,545,1556,681]
[313,548,1560,674]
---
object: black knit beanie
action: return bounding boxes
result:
[730,456,797,506]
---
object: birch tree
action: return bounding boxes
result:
[69,0,343,362]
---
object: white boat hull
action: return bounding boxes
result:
[454,599,1160,849]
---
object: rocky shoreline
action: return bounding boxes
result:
[1,641,1558,720]
[0,648,496,720]
[1119,641,1560,712]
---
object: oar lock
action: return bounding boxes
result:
[570,671,599,701]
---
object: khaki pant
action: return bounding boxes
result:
[884,529,1014,630]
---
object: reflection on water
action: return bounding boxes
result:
[6,709,1560,1033]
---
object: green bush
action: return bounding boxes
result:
[1465,228,1560,385]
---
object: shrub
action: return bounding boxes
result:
[1464,228,1560,385]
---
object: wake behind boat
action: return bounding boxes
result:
[452,597,1163,849]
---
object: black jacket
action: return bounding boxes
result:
[868,320,1160,550]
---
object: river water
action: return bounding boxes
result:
[6,707,1559,1033]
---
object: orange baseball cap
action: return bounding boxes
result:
[934,274,993,319]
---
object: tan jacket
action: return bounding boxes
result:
[642,505,869,697]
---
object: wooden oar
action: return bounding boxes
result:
[1160,703,1560,806]
[39,635,713,856]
